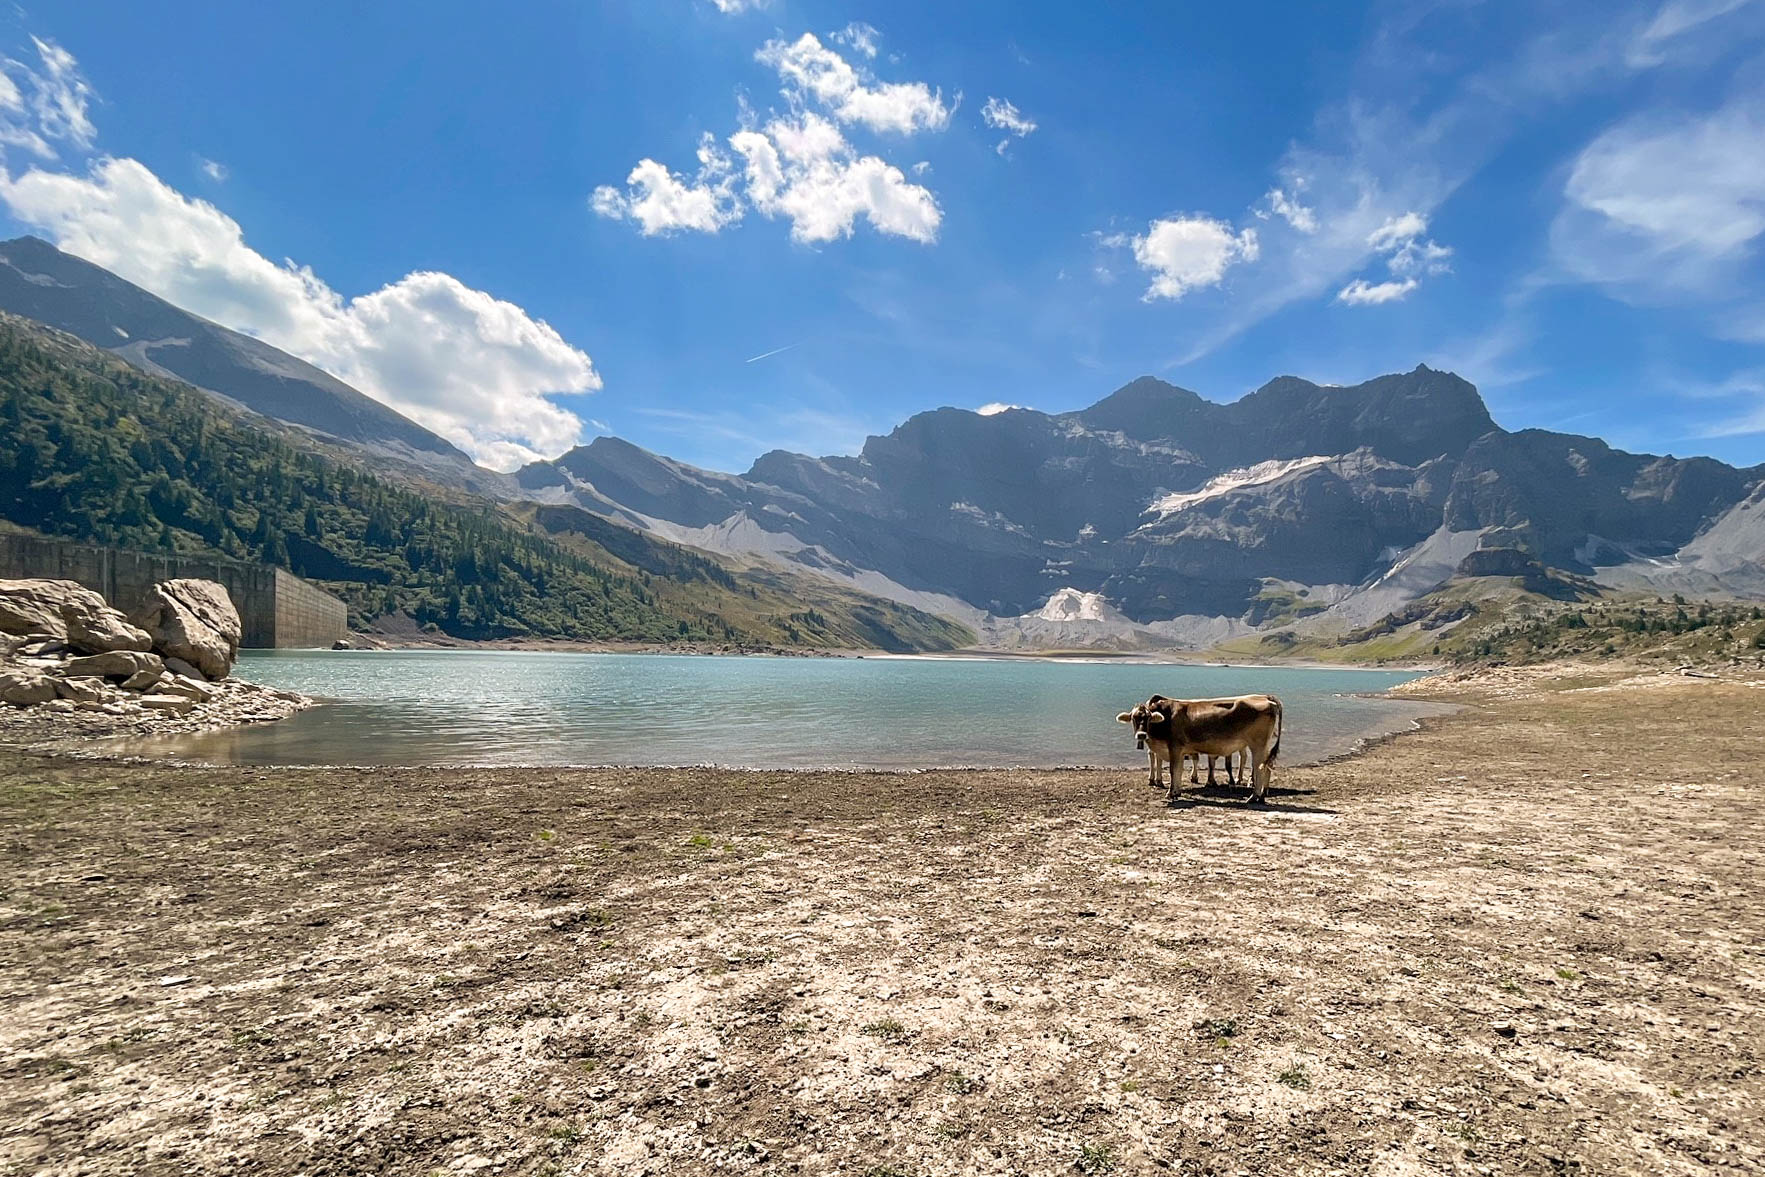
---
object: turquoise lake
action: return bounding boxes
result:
[125,650,1443,769]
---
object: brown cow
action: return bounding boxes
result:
[1132,695,1268,789]
[1117,694,1283,802]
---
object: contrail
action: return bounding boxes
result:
[745,342,800,364]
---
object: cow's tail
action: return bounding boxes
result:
[1266,698,1282,766]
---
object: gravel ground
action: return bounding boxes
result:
[0,666,1760,1176]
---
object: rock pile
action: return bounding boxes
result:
[0,578,307,736]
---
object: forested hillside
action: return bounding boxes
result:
[0,314,969,649]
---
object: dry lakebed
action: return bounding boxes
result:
[1,664,1761,1175]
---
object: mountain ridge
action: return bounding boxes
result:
[520,368,1765,645]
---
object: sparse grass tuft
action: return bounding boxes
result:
[1076,1141,1117,1173]
[861,1018,908,1043]
[944,1072,977,1095]
[1277,1061,1311,1090]
[1556,966,1581,981]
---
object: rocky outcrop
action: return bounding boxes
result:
[0,667,58,706]
[0,579,153,653]
[130,579,242,680]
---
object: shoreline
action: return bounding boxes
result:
[345,633,1446,672]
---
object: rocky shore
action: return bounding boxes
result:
[0,576,312,753]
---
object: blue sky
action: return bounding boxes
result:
[3,1,1764,472]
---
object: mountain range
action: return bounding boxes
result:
[1,235,1760,653]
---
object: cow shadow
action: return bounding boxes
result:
[1158,782,1338,816]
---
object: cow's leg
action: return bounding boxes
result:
[1206,756,1219,786]
[1225,751,1238,787]
[1188,754,1199,784]
[1246,747,1265,803]
[1146,750,1158,787]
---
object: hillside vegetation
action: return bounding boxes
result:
[1229,577,1765,668]
[0,314,969,650]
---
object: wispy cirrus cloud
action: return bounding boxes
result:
[981,96,1036,155]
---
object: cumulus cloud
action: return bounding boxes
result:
[1336,277,1420,305]
[756,33,950,135]
[1335,211,1451,306]
[1261,184,1317,233]
[1,156,599,469]
[975,402,1024,415]
[831,22,880,59]
[0,37,94,159]
[730,112,940,243]
[1124,215,1259,301]
[981,96,1036,155]
[595,26,948,245]
[591,133,742,235]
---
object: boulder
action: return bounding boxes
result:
[121,666,165,692]
[54,676,109,704]
[0,579,152,654]
[138,693,195,714]
[154,675,217,703]
[0,668,58,706]
[60,650,164,681]
[163,656,205,679]
[131,580,241,681]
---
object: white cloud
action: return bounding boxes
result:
[1,156,599,470]
[756,33,950,135]
[831,22,880,59]
[976,402,1024,415]
[1262,185,1317,233]
[1366,211,1428,252]
[1627,0,1759,66]
[1126,215,1259,301]
[730,112,941,244]
[981,96,1036,155]
[1553,91,1765,299]
[199,157,228,182]
[705,0,769,12]
[598,27,947,246]
[1335,211,1451,308]
[0,37,94,159]
[1336,277,1420,305]
[591,133,742,236]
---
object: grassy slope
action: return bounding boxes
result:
[1216,574,1765,667]
[518,503,973,653]
[0,313,970,651]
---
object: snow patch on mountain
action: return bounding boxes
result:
[1028,587,1125,622]
[1144,455,1338,519]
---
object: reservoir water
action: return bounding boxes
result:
[121,649,1446,769]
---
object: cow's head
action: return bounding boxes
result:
[1117,701,1168,750]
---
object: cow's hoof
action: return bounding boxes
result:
[1248,795,1267,806]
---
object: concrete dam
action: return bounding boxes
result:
[0,534,348,648]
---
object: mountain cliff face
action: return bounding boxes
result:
[0,236,480,478]
[520,368,1765,640]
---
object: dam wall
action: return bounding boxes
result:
[0,534,347,647]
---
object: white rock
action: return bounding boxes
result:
[131,580,241,681]
[0,579,153,654]
[138,694,195,714]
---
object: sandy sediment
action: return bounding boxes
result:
[0,664,1761,1175]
